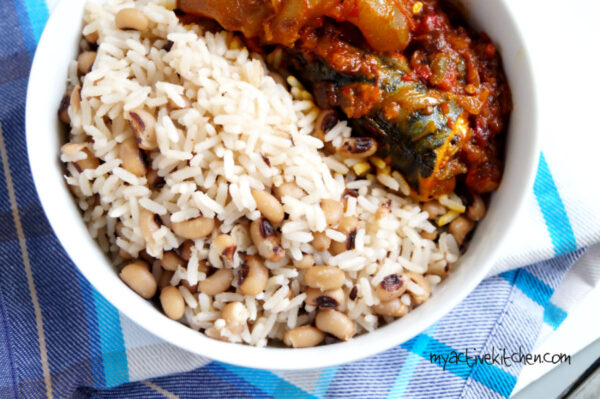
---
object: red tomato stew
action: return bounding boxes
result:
[178,0,512,201]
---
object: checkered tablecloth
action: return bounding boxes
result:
[2,0,600,398]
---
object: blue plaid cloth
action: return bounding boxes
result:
[0,1,589,398]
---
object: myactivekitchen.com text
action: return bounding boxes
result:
[429,347,571,370]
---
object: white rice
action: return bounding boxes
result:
[62,0,464,347]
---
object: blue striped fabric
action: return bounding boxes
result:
[533,154,578,256]
[0,1,587,398]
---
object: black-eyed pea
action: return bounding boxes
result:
[422,201,446,220]
[160,251,184,271]
[197,260,208,274]
[337,217,359,236]
[329,240,347,255]
[421,230,437,241]
[78,148,100,172]
[84,30,99,44]
[129,110,157,150]
[336,137,377,158]
[428,261,450,277]
[118,248,133,260]
[283,325,326,348]
[181,279,198,293]
[114,221,125,238]
[58,86,81,124]
[293,253,315,269]
[138,250,155,264]
[172,216,215,239]
[238,255,269,296]
[205,327,228,341]
[321,199,343,226]
[311,232,331,252]
[375,273,408,302]
[139,208,161,244]
[249,218,284,262]
[209,234,237,268]
[405,271,431,305]
[58,92,71,124]
[146,168,166,189]
[315,309,356,341]
[61,143,100,172]
[221,302,249,334]
[76,148,100,172]
[304,287,345,309]
[251,189,284,224]
[198,268,233,296]
[372,298,409,317]
[119,260,157,299]
[177,240,194,261]
[314,110,338,138]
[160,286,185,320]
[77,51,96,74]
[115,8,149,31]
[330,216,358,254]
[158,270,174,289]
[349,286,358,301]
[273,182,304,201]
[449,215,474,245]
[119,136,147,177]
[467,194,486,221]
[313,110,338,154]
[304,266,345,291]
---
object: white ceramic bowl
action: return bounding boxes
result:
[26,0,539,370]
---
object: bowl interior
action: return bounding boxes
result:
[26,0,538,370]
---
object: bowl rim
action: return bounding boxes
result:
[25,0,540,370]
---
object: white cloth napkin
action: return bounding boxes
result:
[492,0,600,274]
[492,0,600,390]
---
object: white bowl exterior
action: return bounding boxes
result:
[26,0,538,370]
